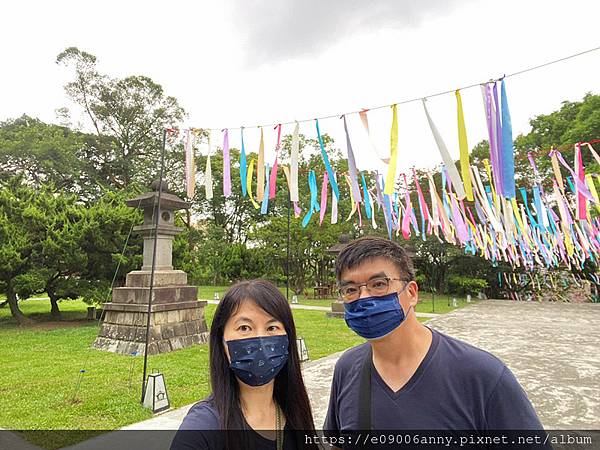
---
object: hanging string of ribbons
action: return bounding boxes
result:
[173,46,600,271]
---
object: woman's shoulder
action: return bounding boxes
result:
[179,399,220,430]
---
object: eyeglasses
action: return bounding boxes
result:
[338,277,408,301]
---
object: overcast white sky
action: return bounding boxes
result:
[1,0,599,174]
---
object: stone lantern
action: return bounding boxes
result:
[93,181,209,355]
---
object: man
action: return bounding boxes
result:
[324,236,545,446]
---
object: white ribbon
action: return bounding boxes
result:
[422,99,466,200]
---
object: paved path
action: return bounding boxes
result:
[425,300,600,429]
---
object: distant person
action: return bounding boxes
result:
[324,236,547,447]
[171,280,318,450]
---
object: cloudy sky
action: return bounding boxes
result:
[2,0,599,173]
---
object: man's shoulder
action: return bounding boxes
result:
[179,399,220,430]
[434,329,507,378]
[334,342,370,375]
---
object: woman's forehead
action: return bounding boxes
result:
[228,299,279,322]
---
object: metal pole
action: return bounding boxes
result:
[141,129,167,404]
[286,187,291,301]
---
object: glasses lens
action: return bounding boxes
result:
[340,286,359,300]
[367,278,389,295]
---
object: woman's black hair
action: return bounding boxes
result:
[208,279,317,449]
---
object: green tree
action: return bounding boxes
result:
[0,178,142,323]
[56,47,186,189]
[0,116,95,196]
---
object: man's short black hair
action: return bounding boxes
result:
[335,236,415,282]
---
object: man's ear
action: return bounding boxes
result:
[406,281,419,307]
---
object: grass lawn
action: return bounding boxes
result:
[0,289,467,448]
[196,284,335,307]
[0,298,367,448]
[416,292,473,314]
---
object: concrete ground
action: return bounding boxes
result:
[5,300,598,449]
[425,300,600,430]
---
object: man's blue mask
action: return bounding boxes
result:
[344,289,412,340]
[226,335,289,386]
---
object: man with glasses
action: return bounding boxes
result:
[324,236,545,446]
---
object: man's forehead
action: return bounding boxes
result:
[339,257,400,280]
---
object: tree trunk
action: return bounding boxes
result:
[48,288,62,320]
[6,280,33,325]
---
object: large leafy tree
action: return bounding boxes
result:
[0,116,99,197]
[56,47,186,189]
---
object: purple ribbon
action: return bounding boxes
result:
[222,129,231,197]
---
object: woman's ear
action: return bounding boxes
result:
[223,339,231,363]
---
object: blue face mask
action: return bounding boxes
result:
[226,335,289,386]
[344,291,412,340]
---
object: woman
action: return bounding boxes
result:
[171,279,318,450]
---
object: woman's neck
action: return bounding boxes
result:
[238,380,283,435]
[238,381,276,414]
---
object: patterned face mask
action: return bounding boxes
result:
[226,335,289,386]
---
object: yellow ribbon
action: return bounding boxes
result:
[550,151,564,192]
[384,104,398,195]
[586,173,600,213]
[455,90,474,201]
[482,159,499,212]
[247,159,260,209]
[344,175,358,221]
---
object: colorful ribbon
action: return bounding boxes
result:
[315,119,340,200]
[222,129,231,197]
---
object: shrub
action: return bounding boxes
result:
[447,275,488,296]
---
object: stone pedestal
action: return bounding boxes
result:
[327,300,345,318]
[92,181,209,355]
[93,270,209,355]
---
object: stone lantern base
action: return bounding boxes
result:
[326,300,345,319]
[92,270,209,355]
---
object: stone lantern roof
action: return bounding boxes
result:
[125,180,191,211]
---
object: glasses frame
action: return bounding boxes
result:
[338,277,409,301]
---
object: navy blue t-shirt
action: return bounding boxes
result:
[170,399,300,450]
[324,328,544,433]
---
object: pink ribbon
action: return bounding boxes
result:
[320,171,329,225]
[269,124,281,199]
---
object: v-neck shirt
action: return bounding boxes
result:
[324,328,544,432]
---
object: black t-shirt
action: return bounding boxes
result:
[170,400,300,450]
[324,328,545,432]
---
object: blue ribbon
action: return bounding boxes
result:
[519,188,539,230]
[261,165,270,215]
[474,199,487,225]
[566,176,577,195]
[383,193,393,240]
[302,170,320,228]
[315,119,340,201]
[532,186,546,233]
[240,129,247,197]
[500,80,516,199]
[441,168,451,220]
[361,173,372,219]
